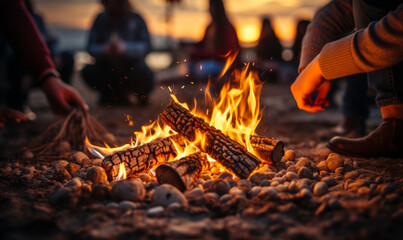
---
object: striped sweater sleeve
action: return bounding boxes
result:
[319,3,403,80]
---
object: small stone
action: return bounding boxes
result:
[153,184,187,207]
[112,179,145,202]
[139,173,151,183]
[119,200,140,210]
[71,151,88,165]
[65,177,82,189]
[328,198,341,208]
[167,202,181,211]
[288,181,298,193]
[326,153,343,172]
[210,179,230,196]
[321,176,336,186]
[379,184,395,195]
[55,169,72,182]
[185,187,204,200]
[258,187,278,198]
[297,178,312,191]
[334,167,344,174]
[385,193,399,203]
[91,182,112,200]
[49,188,76,207]
[375,176,383,184]
[300,189,313,198]
[298,167,313,179]
[285,172,299,181]
[66,163,80,175]
[270,181,279,187]
[86,166,107,183]
[147,206,165,217]
[319,171,329,178]
[204,192,219,201]
[219,194,232,203]
[345,170,359,179]
[53,160,69,171]
[317,161,328,171]
[237,179,252,193]
[202,179,214,190]
[286,161,295,168]
[295,157,310,168]
[287,165,297,173]
[106,202,119,209]
[56,141,71,153]
[229,187,245,197]
[218,172,233,179]
[92,158,103,166]
[23,150,34,159]
[284,150,295,161]
[224,179,236,188]
[250,186,261,197]
[313,182,328,196]
[276,184,288,192]
[357,186,370,195]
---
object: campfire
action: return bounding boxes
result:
[86,56,284,191]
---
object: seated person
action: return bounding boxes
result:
[181,0,239,83]
[81,0,154,105]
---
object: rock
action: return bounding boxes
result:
[315,143,332,156]
[66,163,80,175]
[106,202,119,209]
[224,179,237,188]
[285,172,299,181]
[86,166,108,183]
[55,169,72,182]
[119,200,140,210]
[82,158,93,167]
[297,178,312,191]
[357,186,371,195]
[334,167,344,174]
[153,184,187,207]
[185,187,204,200]
[202,179,214,190]
[287,165,297,173]
[319,171,329,178]
[284,150,296,161]
[250,186,261,197]
[300,189,313,198]
[23,150,34,159]
[375,176,383,184]
[298,167,313,179]
[147,206,165,217]
[286,161,295,168]
[229,187,246,197]
[321,176,336,186]
[326,153,343,172]
[237,179,252,193]
[65,177,82,189]
[385,193,399,203]
[276,184,288,192]
[139,173,151,183]
[91,182,112,200]
[194,179,205,187]
[111,179,145,202]
[218,172,233,179]
[56,141,71,153]
[53,160,69,171]
[270,181,279,187]
[219,194,232,203]
[345,170,359,179]
[49,188,77,207]
[92,158,103,166]
[167,202,181,211]
[295,157,310,168]
[288,181,298,193]
[379,184,395,195]
[258,187,278,198]
[204,192,219,201]
[328,198,341,208]
[313,182,328,196]
[209,179,230,196]
[317,161,328,171]
[71,151,88,165]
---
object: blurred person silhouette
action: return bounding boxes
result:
[290,20,310,68]
[255,17,283,82]
[4,0,75,113]
[291,0,403,157]
[81,0,154,105]
[0,0,88,133]
[180,0,239,83]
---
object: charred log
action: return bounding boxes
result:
[156,153,210,191]
[249,135,284,164]
[160,100,261,179]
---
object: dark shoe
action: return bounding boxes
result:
[327,119,403,158]
[318,115,366,140]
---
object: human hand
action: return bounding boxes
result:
[290,55,331,113]
[0,107,28,132]
[41,76,89,115]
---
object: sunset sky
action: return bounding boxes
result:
[35,0,330,48]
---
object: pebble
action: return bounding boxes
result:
[345,170,359,179]
[328,198,341,208]
[298,167,313,179]
[167,202,181,211]
[276,184,288,192]
[288,181,298,193]
[375,176,383,184]
[287,165,297,173]
[53,160,69,171]
[147,206,165,217]
[319,171,329,178]
[70,152,87,165]
[300,189,313,198]
[229,187,246,197]
[285,172,299,181]
[317,161,328,171]
[66,163,80,175]
[385,193,399,203]
[55,169,72,182]
[270,181,279,187]
[295,158,310,168]
[225,179,237,189]
[297,178,312,191]
[326,153,343,172]
[106,202,119,209]
[218,172,233,179]
[56,141,71,153]
[259,187,278,198]
[334,167,344,174]
[49,188,76,207]
[286,161,295,168]
[379,184,395,195]
[219,194,232,203]
[185,187,204,200]
[111,179,145,202]
[357,187,371,195]
[202,179,214,190]
[204,192,219,201]
[266,172,275,180]
[209,179,230,196]
[119,200,140,210]
[86,167,108,183]
[92,158,103,166]
[139,173,151,183]
[250,186,261,197]
[313,182,328,196]
[237,179,252,193]
[65,178,82,189]
[321,176,336,186]
[153,184,188,207]
[91,182,112,200]
[284,150,295,161]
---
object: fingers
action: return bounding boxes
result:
[315,81,331,107]
[66,89,89,114]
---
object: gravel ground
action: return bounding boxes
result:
[0,73,402,240]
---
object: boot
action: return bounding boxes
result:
[332,115,366,137]
[327,118,403,158]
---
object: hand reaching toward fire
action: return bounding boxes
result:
[0,108,28,132]
[291,55,331,113]
[41,76,89,115]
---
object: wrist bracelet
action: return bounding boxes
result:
[38,71,60,86]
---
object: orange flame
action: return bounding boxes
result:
[87,51,265,177]
[115,163,127,181]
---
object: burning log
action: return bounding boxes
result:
[160,100,261,179]
[102,135,185,180]
[249,135,284,164]
[156,153,210,192]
